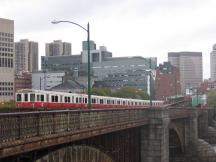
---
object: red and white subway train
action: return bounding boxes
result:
[15,89,164,109]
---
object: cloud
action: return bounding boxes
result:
[1,0,216,78]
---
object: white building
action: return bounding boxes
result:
[0,18,14,101]
[81,46,112,63]
[45,40,71,56]
[210,44,216,81]
[32,71,65,90]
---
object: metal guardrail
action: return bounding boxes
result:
[0,108,147,145]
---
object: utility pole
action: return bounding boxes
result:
[149,58,152,107]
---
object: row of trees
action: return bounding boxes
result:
[91,87,149,100]
[0,100,15,109]
[207,90,216,107]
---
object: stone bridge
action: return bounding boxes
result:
[1,107,216,162]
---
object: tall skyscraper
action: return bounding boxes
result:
[45,40,71,56]
[168,52,203,94]
[0,18,15,101]
[15,39,38,74]
[29,41,39,72]
[210,44,216,81]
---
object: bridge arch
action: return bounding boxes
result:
[35,145,114,162]
[197,111,209,138]
[169,122,185,160]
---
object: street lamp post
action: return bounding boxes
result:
[51,20,91,108]
[149,58,152,107]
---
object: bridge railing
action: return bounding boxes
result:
[0,108,147,144]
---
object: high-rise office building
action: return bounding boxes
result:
[210,44,216,81]
[0,18,14,101]
[45,40,71,56]
[81,46,112,63]
[15,39,38,74]
[82,40,96,51]
[168,52,203,94]
[29,41,38,72]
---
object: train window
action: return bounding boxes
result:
[51,96,55,102]
[85,98,87,104]
[76,97,78,103]
[30,94,35,101]
[117,100,120,105]
[55,96,58,102]
[41,95,44,102]
[37,95,40,101]
[64,96,67,102]
[79,97,82,103]
[123,101,125,105]
[24,93,28,101]
[100,99,103,104]
[72,96,74,103]
[92,98,96,104]
[68,97,71,103]
[17,94,22,101]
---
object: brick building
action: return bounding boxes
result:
[155,62,181,100]
[14,72,32,92]
[198,79,216,94]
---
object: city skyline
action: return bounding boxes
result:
[1,0,216,79]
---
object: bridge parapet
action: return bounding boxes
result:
[0,107,210,161]
[0,108,149,158]
[168,107,200,119]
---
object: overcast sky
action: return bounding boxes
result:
[1,0,216,79]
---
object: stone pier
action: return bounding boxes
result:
[140,108,170,162]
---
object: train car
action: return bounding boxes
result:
[15,89,164,109]
[165,95,185,104]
